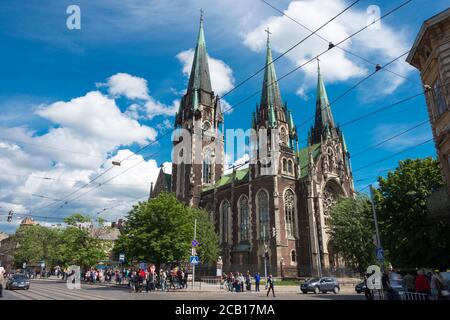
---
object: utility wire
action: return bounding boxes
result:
[353,137,433,173]
[260,0,419,87]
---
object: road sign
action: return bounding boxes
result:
[139,262,147,270]
[119,254,125,262]
[191,239,199,247]
[190,256,199,265]
[376,247,384,261]
[22,262,26,269]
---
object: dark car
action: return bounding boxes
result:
[6,274,30,290]
[355,281,367,293]
[301,277,340,294]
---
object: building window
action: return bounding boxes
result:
[179,162,185,197]
[282,158,287,172]
[239,196,249,242]
[203,149,212,184]
[291,250,296,263]
[221,200,230,244]
[285,189,295,238]
[288,160,293,174]
[433,78,448,116]
[280,127,288,145]
[257,190,269,241]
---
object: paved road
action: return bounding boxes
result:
[1,280,365,300]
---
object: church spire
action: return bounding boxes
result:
[187,9,212,96]
[310,59,337,144]
[260,28,283,117]
[314,59,335,132]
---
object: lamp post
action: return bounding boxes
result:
[280,257,284,279]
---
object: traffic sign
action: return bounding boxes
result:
[376,247,384,261]
[119,254,125,262]
[139,262,147,270]
[190,256,199,265]
[191,240,199,247]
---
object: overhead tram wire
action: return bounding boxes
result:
[351,120,429,158]
[26,0,412,217]
[353,137,434,173]
[221,0,414,114]
[23,1,364,216]
[219,0,362,100]
[296,49,414,131]
[260,0,420,87]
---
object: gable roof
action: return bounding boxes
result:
[297,143,321,179]
[202,167,249,193]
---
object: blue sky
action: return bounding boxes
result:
[0,0,447,233]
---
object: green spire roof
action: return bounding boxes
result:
[260,31,283,112]
[187,14,212,95]
[315,60,335,131]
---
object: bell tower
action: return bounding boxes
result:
[172,12,224,207]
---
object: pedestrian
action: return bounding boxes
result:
[0,265,5,298]
[381,269,394,300]
[403,272,416,293]
[363,273,373,300]
[415,269,431,298]
[266,274,275,297]
[254,272,260,292]
[430,270,444,300]
[245,271,251,291]
[184,269,189,289]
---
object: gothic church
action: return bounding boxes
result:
[150,16,355,277]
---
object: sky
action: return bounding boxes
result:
[0,0,447,233]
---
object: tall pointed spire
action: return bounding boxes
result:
[314,59,335,131]
[260,28,283,115]
[187,9,212,95]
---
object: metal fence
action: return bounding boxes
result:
[400,292,430,300]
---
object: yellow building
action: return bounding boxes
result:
[407,8,450,218]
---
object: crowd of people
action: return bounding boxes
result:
[364,267,449,300]
[79,266,190,293]
[223,271,275,297]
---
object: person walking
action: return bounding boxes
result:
[254,272,261,292]
[381,270,393,300]
[266,275,275,297]
[363,273,373,300]
[245,271,251,291]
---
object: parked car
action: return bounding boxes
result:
[6,274,30,290]
[355,281,367,293]
[301,277,340,294]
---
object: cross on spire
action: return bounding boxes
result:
[265,27,272,47]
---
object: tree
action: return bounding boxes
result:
[13,224,62,268]
[114,192,220,268]
[328,195,377,272]
[374,157,450,268]
[59,214,108,269]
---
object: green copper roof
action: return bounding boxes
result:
[187,16,212,97]
[315,62,335,131]
[202,167,249,192]
[260,37,283,112]
[268,104,277,128]
[297,143,321,179]
[288,110,295,134]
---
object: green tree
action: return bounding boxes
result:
[13,224,62,268]
[328,195,377,272]
[59,214,108,269]
[374,157,450,268]
[114,192,219,268]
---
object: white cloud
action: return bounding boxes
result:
[176,49,235,96]
[241,0,414,94]
[296,85,310,101]
[103,73,150,100]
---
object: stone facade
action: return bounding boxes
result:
[151,17,354,277]
[407,8,450,218]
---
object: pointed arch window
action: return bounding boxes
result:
[257,190,269,241]
[203,148,212,184]
[282,158,287,172]
[221,200,230,244]
[239,196,249,242]
[288,160,293,174]
[285,189,295,238]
